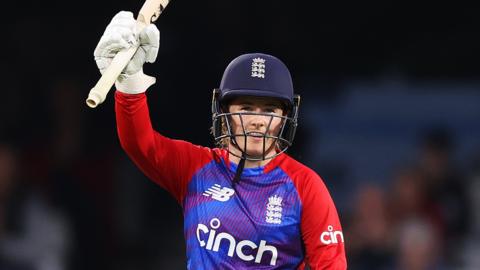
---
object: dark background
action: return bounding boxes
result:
[1,1,479,269]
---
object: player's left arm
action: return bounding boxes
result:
[299,173,347,269]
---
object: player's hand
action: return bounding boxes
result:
[94,11,160,94]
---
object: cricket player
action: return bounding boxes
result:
[95,11,347,269]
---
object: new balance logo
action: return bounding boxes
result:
[251,57,266,78]
[203,184,235,202]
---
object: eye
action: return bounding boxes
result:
[265,108,275,113]
[240,106,253,111]
[264,107,281,115]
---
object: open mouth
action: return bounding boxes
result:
[246,131,266,138]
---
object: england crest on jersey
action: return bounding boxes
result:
[265,195,283,224]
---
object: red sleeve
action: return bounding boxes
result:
[299,173,347,269]
[281,157,347,269]
[115,91,214,204]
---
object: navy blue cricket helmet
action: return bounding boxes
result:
[211,53,301,160]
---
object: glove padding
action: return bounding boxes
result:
[94,11,160,94]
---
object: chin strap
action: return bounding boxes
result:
[232,154,246,187]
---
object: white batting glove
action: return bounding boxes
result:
[94,11,160,94]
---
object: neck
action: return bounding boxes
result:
[229,155,269,168]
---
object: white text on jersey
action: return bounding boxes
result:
[196,218,278,266]
[320,225,344,245]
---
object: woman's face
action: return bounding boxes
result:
[227,96,285,159]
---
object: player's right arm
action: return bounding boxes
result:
[94,11,212,203]
[115,92,213,203]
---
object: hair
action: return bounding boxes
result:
[210,115,229,148]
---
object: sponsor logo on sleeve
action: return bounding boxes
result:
[320,225,344,245]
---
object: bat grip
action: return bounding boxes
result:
[86,45,138,108]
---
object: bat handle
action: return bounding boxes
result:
[86,45,138,108]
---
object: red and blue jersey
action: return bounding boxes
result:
[115,91,347,269]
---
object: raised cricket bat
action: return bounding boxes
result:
[86,0,171,108]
